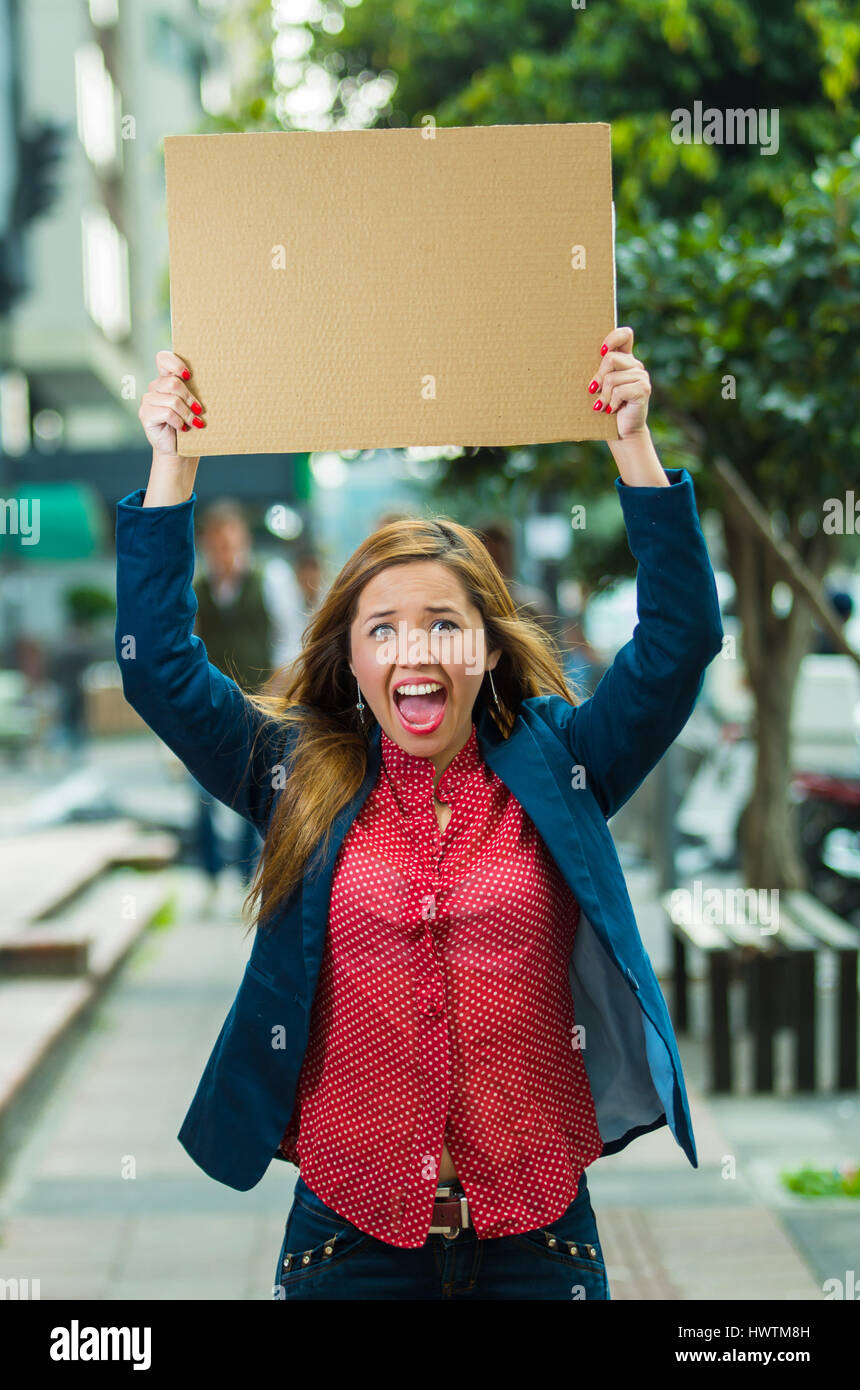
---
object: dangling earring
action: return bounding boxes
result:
[355,677,366,720]
[488,669,500,709]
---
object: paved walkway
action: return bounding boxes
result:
[0,858,853,1300]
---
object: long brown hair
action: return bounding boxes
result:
[240,516,582,936]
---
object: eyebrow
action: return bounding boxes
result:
[363,604,466,624]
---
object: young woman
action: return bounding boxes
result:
[117,327,723,1300]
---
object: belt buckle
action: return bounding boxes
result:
[429,1188,470,1238]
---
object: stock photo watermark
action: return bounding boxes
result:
[669,882,780,934]
[50,1323,151,1369]
[0,1277,40,1299]
[0,497,39,545]
[822,491,860,534]
[670,101,779,156]
[373,621,486,673]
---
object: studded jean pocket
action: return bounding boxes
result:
[509,1188,610,1300]
[272,1181,371,1298]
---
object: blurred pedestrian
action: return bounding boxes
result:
[192,499,304,888]
[45,599,104,760]
[295,551,325,617]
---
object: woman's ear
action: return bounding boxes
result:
[486,647,502,672]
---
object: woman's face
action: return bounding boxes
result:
[348,560,500,773]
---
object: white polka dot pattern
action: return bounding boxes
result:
[277,722,603,1246]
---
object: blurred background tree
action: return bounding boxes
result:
[201,0,859,890]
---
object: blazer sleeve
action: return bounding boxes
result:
[539,467,724,820]
[114,488,287,830]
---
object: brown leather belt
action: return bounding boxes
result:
[429,1182,471,1237]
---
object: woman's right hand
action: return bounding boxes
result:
[139,350,205,456]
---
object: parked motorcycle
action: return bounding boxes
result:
[791,771,860,920]
[675,651,860,922]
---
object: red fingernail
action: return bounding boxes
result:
[192,417,206,428]
[181,423,189,431]
[593,400,603,411]
[588,379,599,394]
[191,401,202,414]
[181,369,191,380]
[605,405,612,414]
[600,344,608,356]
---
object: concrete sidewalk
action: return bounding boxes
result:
[0,862,853,1300]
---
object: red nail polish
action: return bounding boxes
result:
[181,423,189,431]
[588,380,599,393]
[605,405,612,414]
[593,400,603,411]
[192,417,205,428]
[191,401,202,414]
[600,345,608,356]
[181,369,191,380]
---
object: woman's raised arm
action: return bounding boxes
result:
[114,350,286,829]
[538,328,723,818]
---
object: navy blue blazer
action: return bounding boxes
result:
[114,466,723,1192]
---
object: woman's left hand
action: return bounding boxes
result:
[587,325,651,439]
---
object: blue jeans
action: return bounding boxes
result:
[272,1171,610,1300]
[191,775,261,884]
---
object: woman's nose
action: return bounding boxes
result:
[392,623,434,669]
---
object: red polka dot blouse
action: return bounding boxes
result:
[277,722,604,1246]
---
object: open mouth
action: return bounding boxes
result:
[392,680,448,734]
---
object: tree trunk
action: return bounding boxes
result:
[721,508,830,891]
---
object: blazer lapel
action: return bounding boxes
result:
[476,704,622,973]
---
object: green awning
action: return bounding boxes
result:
[0,481,107,560]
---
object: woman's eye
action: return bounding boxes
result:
[430,619,458,633]
[370,623,395,640]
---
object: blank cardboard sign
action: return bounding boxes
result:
[164,123,618,456]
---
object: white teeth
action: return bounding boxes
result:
[395,682,444,697]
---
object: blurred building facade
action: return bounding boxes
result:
[0,0,314,674]
[6,0,209,454]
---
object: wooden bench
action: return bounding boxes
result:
[0,823,178,976]
[664,901,734,1090]
[736,907,817,1093]
[662,886,859,1093]
[785,891,859,1090]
